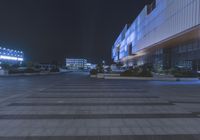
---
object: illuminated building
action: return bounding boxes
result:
[66,58,87,70]
[0,47,24,68]
[112,0,200,71]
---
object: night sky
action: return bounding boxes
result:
[0,0,152,64]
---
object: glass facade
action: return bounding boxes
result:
[133,40,200,71]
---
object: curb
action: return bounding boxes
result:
[0,72,70,77]
[104,76,153,81]
[104,76,200,81]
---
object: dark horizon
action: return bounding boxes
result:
[0,0,152,65]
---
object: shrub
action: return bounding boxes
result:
[173,71,198,78]
[90,69,98,75]
[8,69,24,74]
[50,68,60,72]
[24,68,39,73]
[120,66,152,77]
[120,69,135,77]
[170,68,198,78]
[138,69,153,77]
[8,68,40,74]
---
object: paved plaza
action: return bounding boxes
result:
[0,72,200,139]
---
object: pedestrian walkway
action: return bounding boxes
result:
[0,72,200,139]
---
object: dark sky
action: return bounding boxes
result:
[0,0,152,64]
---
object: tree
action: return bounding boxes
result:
[96,64,104,73]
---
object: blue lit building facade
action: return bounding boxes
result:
[0,47,24,68]
[112,0,200,71]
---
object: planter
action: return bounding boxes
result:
[176,78,199,81]
[90,75,97,78]
[104,76,153,80]
[0,70,8,76]
[97,73,104,79]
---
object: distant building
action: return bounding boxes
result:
[0,47,24,69]
[112,0,200,71]
[66,58,87,70]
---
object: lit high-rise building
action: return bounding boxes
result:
[0,47,24,66]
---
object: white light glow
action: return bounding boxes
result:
[17,58,24,61]
[0,55,23,61]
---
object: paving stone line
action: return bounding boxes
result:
[0,113,198,120]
